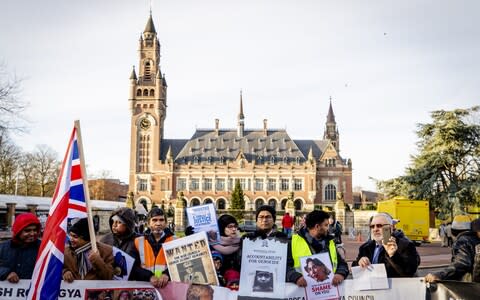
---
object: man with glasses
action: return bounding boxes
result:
[244,205,287,240]
[352,212,419,277]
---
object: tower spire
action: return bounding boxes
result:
[324,97,340,151]
[144,11,156,34]
[237,90,245,138]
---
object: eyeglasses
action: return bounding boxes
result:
[258,215,273,220]
[226,224,238,229]
[369,224,389,229]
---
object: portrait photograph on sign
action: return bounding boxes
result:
[300,252,339,300]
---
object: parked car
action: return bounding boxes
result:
[238,220,257,233]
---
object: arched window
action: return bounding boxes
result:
[191,198,201,207]
[281,198,288,210]
[217,199,226,210]
[268,199,276,208]
[220,156,224,164]
[294,199,303,211]
[144,62,152,81]
[296,157,300,165]
[324,184,336,201]
[270,156,275,164]
[140,199,148,211]
[255,199,264,210]
[204,198,213,204]
[193,156,199,164]
[149,89,155,97]
[143,89,148,96]
[137,89,142,96]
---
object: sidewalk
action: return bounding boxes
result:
[342,237,451,268]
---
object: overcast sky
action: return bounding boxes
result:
[1,0,479,191]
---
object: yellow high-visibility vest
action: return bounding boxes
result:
[291,234,337,272]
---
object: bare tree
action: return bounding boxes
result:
[32,145,59,197]
[18,152,36,196]
[0,64,28,134]
[0,131,21,194]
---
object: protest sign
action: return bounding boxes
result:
[163,231,219,285]
[238,237,287,300]
[300,252,339,299]
[351,263,389,291]
[112,246,135,280]
[186,203,220,244]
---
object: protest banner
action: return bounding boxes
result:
[238,237,287,300]
[163,231,219,285]
[300,252,339,299]
[0,278,442,300]
[351,263,389,291]
[186,203,220,244]
[1,280,160,300]
[112,246,135,280]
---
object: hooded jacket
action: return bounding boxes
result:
[0,213,41,280]
[100,207,153,281]
[434,231,480,282]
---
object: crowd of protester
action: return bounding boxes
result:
[1,206,479,296]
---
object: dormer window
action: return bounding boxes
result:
[193,156,199,164]
[270,156,275,164]
[296,157,300,165]
[220,156,224,164]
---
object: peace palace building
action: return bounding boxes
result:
[128,15,353,213]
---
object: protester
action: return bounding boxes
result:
[134,207,173,288]
[211,250,226,286]
[0,212,41,283]
[211,214,241,273]
[328,214,343,245]
[425,217,480,283]
[63,218,114,281]
[100,207,154,282]
[352,212,419,277]
[224,269,240,291]
[286,210,349,287]
[244,205,287,240]
[282,212,294,237]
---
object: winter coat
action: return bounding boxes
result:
[286,230,349,283]
[352,234,420,277]
[434,231,480,282]
[100,207,153,281]
[0,239,40,280]
[63,241,114,280]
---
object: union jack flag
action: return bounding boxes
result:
[27,126,88,300]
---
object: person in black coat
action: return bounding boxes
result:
[352,212,420,277]
[0,213,41,283]
[100,207,153,282]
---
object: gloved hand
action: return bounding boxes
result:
[185,226,195,236]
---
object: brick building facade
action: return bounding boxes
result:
[128,14,353,213]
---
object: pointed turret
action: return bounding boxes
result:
[324,97,340,151]
[308,146,314,162]
[144,12,156,34]
[237,91,245,137]
[326,97,336,123]
[130,66,137,80]
[166,145,173,163]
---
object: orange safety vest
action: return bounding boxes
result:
[134,235,174,277]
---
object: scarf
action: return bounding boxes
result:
[74,242,92,279]
[212,235,241,255]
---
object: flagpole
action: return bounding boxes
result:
[74,120,98,252]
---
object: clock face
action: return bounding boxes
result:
[140,118,151,130]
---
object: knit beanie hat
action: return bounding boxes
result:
[211,250,223,263]
[452,215,472,230]
[218,214,238,236]
[224,269,240,286]
[12,212,40,237]
[256,205,276,221]
[69,218,90,241]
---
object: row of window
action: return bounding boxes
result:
[185,155,302,165]
[176,178,304,192]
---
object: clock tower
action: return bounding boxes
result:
[129,13,167,195]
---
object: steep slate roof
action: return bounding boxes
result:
[293,139,329,159]
[169,129,317,164]
[160,139,189,161]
